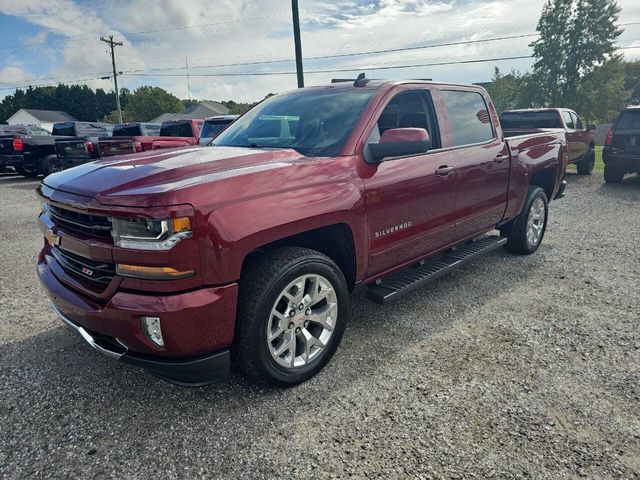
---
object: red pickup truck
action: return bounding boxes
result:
[97,119,203,158]
[36,78,567,387]
[500,108,596,174]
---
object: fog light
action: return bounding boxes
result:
[141,316,164,347]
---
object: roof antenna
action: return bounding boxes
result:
[353,72,369,87]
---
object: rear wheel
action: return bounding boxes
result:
[576,148,595,175]
[604,165,624,183]
[501,186,548,255]
[233,247,348,386]
[38,155,61,177]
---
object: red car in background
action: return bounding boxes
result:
[98,119,203,157]
[500,108,596,174]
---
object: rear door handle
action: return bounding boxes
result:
[494,155,509,163]
[436,165,455,176]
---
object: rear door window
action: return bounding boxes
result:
[440,90,494,147]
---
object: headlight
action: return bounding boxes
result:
[110,216,192,250]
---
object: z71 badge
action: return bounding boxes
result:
[374,221,412,238]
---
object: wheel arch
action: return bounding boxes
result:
[240,223,358,292]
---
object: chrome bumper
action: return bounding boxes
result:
[52,303,127,361]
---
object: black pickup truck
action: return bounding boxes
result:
[53,122,112,170]
[0,125,66,177]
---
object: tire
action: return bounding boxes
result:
[501,186,548,255]
[603,165,624,183]
[38,155,61,177]
[576,148,595,175]
[14,163,39,178]
[233,247,349,387]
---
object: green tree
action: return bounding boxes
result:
[530,0,622,108]
[624,60,640,105]
[101,109,134,124]
[126,86,184,122]
[484,68,534,113]
[576,57,629,122]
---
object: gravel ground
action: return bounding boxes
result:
[0,170,638,479]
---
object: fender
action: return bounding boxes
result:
[198,172,369,285]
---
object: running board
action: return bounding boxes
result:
[366,235,507,305]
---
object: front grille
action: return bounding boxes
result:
[51,247,115,287]
[49,204,112,240]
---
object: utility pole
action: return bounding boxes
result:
[100,35,124,123]
[185,56,191,102]
[291,0,304,88]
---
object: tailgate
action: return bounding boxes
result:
[56,139,91,160]
[612,131,640,155]
[98,138,136,157]
[0,137,16,155]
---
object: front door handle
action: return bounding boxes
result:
[436,165,455,176]
[494,154,509,163]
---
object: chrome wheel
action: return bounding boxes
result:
[267,274,338,369]
[526,196,546,247]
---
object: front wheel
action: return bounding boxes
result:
[576,148,595,175]
[233,247,349,386]
[501,186,548,255]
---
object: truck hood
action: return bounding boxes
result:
[43,146,305,206]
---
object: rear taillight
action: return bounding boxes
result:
[84,141,94,154]
[13,138,23,151]
[604,129,614,146]
[133,141,142,152]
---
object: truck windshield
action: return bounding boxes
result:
[616,109,640,129]
[213,89,376,157]
[500,111,562,129]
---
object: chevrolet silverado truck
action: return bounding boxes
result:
[36,78,567,387]
[500,108,596,174]
[603,106,640,183]
[53,122,113,171]
[0,125,63,177]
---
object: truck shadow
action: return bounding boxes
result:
[0,248,541,440]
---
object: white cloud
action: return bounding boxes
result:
[1,0,639,102]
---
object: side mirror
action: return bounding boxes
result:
[586,123,597,131]
[367,128,430,163]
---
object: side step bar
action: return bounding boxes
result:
[366,235,507,305]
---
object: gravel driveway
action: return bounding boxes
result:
[0,170,638,479]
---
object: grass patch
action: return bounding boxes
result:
[566,146,604,172]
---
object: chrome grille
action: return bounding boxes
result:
[51,247,115,287]
[48,204,112,240]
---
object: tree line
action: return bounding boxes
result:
[486,0,638,122]
[0,84,263,125]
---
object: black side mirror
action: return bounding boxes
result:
[586,123,597,131]
[367,128,430,164]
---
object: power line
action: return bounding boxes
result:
[119,45,640,78]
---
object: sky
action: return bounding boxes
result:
[0,0,639,103]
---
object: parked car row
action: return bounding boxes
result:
[1,115,238,178]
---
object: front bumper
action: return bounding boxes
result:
[38,254,239,386]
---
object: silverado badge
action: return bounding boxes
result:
[374,221,412,238]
